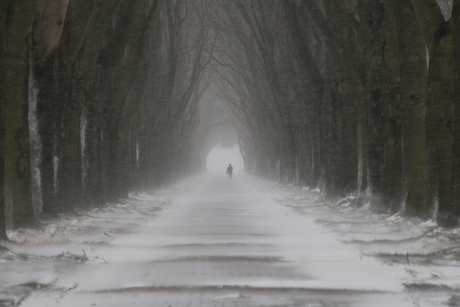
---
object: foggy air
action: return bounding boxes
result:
[1,1,460,306]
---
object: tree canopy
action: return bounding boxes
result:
[1,0,460,239]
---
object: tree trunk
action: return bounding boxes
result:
[5,0,38,228]
[35,55,59,216]
[0,0,9,239]
[389,0,429,218]
[427,22,454,225]
[83,99,103,208]
[380,1,404,213]
[450,0,460,227]
[410,0,454,225]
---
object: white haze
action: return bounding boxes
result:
[206,145,242,173]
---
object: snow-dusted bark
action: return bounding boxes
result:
[0,0,8,239]
[4,1,38,228]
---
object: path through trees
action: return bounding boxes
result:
[1,0,460,238]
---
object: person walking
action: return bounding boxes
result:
[226,164,233,179]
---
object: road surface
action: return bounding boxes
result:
[3,174,460,306]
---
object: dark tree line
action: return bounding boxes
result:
[0,0,212,238]
[208,0,460,227]
[2,0,460,240]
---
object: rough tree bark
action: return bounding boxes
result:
[379,1,404,213]
[408,0,453,225]
[0,0,9,239]
[450,0,460,227]
[5,0,38,228]
[33,0,70,216]
[387,0,429,218]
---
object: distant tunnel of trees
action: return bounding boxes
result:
[1,0,460,239]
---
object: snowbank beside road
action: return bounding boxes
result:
[1,174,460,306]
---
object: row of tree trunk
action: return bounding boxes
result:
[2,0,460,240]
[210,0,460,227]
[0,0,210,238]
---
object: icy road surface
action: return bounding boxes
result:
[2,174,460,306]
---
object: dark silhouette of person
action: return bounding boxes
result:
[226,164,233,179]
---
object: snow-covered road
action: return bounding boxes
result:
[2,174,460,306]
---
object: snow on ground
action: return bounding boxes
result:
[1,173,460,306]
